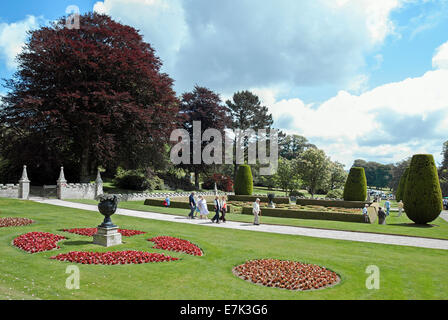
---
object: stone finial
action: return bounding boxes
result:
[96,169,103,183]
[19,165,30,182]
[57,166,67,183]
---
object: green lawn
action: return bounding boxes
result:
[1,198,448,300]
[69,199,448,240]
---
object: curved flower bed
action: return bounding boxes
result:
[148,236,203,256]
[233,259,340,291]
[0,217,34,228]
[63,228,146,237]
[13,232,66,254]
[50,251,178,265]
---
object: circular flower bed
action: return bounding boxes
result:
[63,228,146,237]
[50,251,179,265]
[13,232,66,254]
[148,236,203,256]
[0,217,34,228]
[233,259,340,291]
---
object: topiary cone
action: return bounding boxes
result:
[343,167,367,201]
[403,154,443,224]
[234,165,254,196]
[395,167,409,202]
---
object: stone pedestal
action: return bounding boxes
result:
[93,227,122,247]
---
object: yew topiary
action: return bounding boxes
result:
[403,154,443,224]
[343,167,367,201]
[234,165,254,196]
[395,167,409,202]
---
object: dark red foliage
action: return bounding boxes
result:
[0,13,180,183]
[0,218,34,228]
[13,232,66,254]
[149,236,203,256]
[63,228,146,237]
[233,259,340,291]
[50,251,178,265]
[202,173,234,192]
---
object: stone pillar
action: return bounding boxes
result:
[57,166,67,200]
[18,165,30,199]
[95,170,104,198]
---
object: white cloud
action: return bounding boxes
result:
[0,15,42,70]
[433,40,448,69]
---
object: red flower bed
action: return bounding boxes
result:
[233,259,340,291]
[0,217,34,228]
[63,228,146,237]
[148,236,203,256]
[50,251,179,265]
[13,232,66,254]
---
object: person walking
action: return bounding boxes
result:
[198,196,210,220]
[385,199,391,216]
[253,198,261,226]
[362,204,369,223]
[212,196,221,223]
[397,200,404,217]
[188,192,196,219]
[220,196,227,223]
[194,194,200,218]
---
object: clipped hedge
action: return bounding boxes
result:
[241,207,371,223]
[144,199,233,213]
[343,167,367,201]
[228,195,290,204]
[403,154,443,224]
[234,165,253,195]
[395,167,409,202]
[295,198,370,208]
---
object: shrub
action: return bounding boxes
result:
[343,167,367,201]
[403,154,443,224]
[234,165,254,195]
[114,167,164,191]
[395,167,409,202]
[289,190,306,197]
[326,189,344,199]
[202,174,234,192]
[158,171,194,191]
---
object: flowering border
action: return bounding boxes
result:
[13,232,66,254]
[62,228,146,237]
[0,217,35,228]
[148,236,203,256]
[50,251,179,265]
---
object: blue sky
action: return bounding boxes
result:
[1,0,448,168]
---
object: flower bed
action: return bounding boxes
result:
[233,259,340,291]
[13,232,66,254]
[63,228,146,237]
[50,251,178,265]
[0,217,34,228]
[148,236,203,256]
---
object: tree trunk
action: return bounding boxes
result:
[194,171,200,190]
[80,145,90,183]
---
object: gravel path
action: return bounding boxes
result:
[34,199,448,251]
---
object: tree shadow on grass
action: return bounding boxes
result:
[388,223,438,229]
[63,240,93,246]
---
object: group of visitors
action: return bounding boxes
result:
[363,199,405,225]
[188,193,228,223]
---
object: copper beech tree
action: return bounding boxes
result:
[0,13,179,183]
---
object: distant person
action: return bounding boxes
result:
[188,192,196,219]
[212,196,221,224]
[378,206,387,225]
[385,200,391,216]
[198,196,210,220]
[362,204,369,223]
[397,200,404,217]
[253,198,261,226]
[220,196,227,223]
[163,196,171,207]
[194,194,200,218]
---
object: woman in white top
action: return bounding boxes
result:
[253,198,261,225]
[198,196,210,219]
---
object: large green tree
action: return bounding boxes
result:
[295,148,330,197]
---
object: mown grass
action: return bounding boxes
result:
[1,198,448,300]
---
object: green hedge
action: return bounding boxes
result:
[295,198,371,208]
[395,167,409,202]
[343,167,367,201]
[144,199,233,213]
[241,207,371,223]
[403,154,443,224]
[228,195,290,204]
[234,165,253,195]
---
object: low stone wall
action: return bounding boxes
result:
[241,206,368,223]
[117,191,233,202]
[228,195,290,204]
[0,184,20,198]
[60,183,98,200]
[144,198,233,213]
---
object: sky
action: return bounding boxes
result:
[1,0,448,168]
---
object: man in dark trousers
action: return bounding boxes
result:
[188,192,196,219]
[212,196,221,224]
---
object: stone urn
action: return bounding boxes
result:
[98,195,119,228]
[267,193,276,208]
